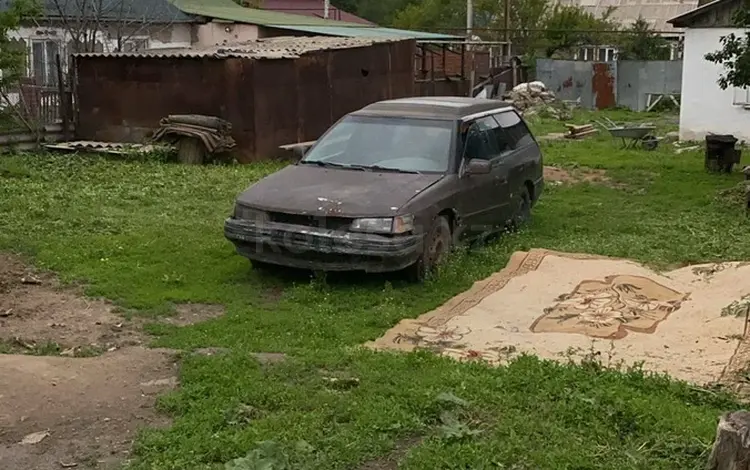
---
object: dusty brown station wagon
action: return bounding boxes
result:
[225,97,544,280]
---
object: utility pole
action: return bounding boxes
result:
[467,0,474,96]
[504,0,510,60]
[323,0,330,19]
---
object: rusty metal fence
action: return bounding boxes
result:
[74,40,416,162]
[535,59,683,111]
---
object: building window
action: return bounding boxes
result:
[121,38,148,53]
[732,87,750,106]
[31,39,60,87]
[575,46,617,61]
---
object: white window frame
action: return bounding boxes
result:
[732,87,750,106]
[30,39,62,87]
[574,46,618,62]
[121,36,149,52]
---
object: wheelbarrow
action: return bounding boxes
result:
[595,117,659,151]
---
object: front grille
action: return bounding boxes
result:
[261,243,383,264]
[269,212,354,230]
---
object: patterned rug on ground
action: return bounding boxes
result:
[367,249,750,386]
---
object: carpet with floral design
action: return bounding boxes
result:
[368,249,750,386]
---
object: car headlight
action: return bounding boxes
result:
[234,204,269,222]
[350,214,414,234]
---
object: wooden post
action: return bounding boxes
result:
[55,53,70,140]
[442,44,447,78]
[420,44,427,80]
[460,43,466,81]
[430,48,435,95]
[707,411,750,470]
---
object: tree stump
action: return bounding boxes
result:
[707,411,750,470]
[176,137,205,165]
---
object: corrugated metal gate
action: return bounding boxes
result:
[535,59,616,109]
[535,59,682,111]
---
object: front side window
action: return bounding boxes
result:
[463,116,505,160]
[302,115,454,173]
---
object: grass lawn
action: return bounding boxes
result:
[1,108,749,469]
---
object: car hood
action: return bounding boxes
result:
[236,164,443,217]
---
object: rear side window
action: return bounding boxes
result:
[493,111,535,149]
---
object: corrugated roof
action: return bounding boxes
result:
[168,0,461,40]
[559,0,699,33]
[668,0,732,27]
[73,36,404,59]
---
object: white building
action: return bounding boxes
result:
[560,0,699,60]
[668,0,750,141]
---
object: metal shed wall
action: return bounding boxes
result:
[74,39,416,162]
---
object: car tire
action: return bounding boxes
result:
[511,186,532,230]
[251,260,281,273]
[407,216,452,282]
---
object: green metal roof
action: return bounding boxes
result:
[269,25,461,40]
[169,0,461,40]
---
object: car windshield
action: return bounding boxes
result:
[301,115,454,173]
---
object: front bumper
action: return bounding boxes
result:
[224,218,423,272]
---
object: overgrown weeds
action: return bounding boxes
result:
[1,110,749,469]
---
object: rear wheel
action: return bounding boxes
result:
[407,216,452,282]
[511,186,532,230]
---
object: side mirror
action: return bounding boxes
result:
[465,159,491,175]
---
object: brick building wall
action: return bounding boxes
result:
[415,47,490,79]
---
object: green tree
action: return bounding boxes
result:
[0,0,38,129]
[542,4,617,57]
[0,0,37,86]
[616,16,670,60]
[704,5,750,89]
[391,0,616,58]
[233,0,261,7]
[392,0,464,31]
[331,0,361,15]
[355,0,421,25]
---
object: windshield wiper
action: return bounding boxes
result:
[352,164,422,174]
[301,160,366,170]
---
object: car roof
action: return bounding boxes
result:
[351,97,515,120]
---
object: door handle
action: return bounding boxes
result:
[494,175,507,184]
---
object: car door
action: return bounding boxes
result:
[455,116,510,235]
[491,110,541,221]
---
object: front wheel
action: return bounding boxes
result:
[406,216,452,282]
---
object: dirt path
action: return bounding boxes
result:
[0,348,178,469]
[0,253,220,469]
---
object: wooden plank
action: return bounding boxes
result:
[564,124,595,132]
[279,140,316,151]
[565,128,598,139]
